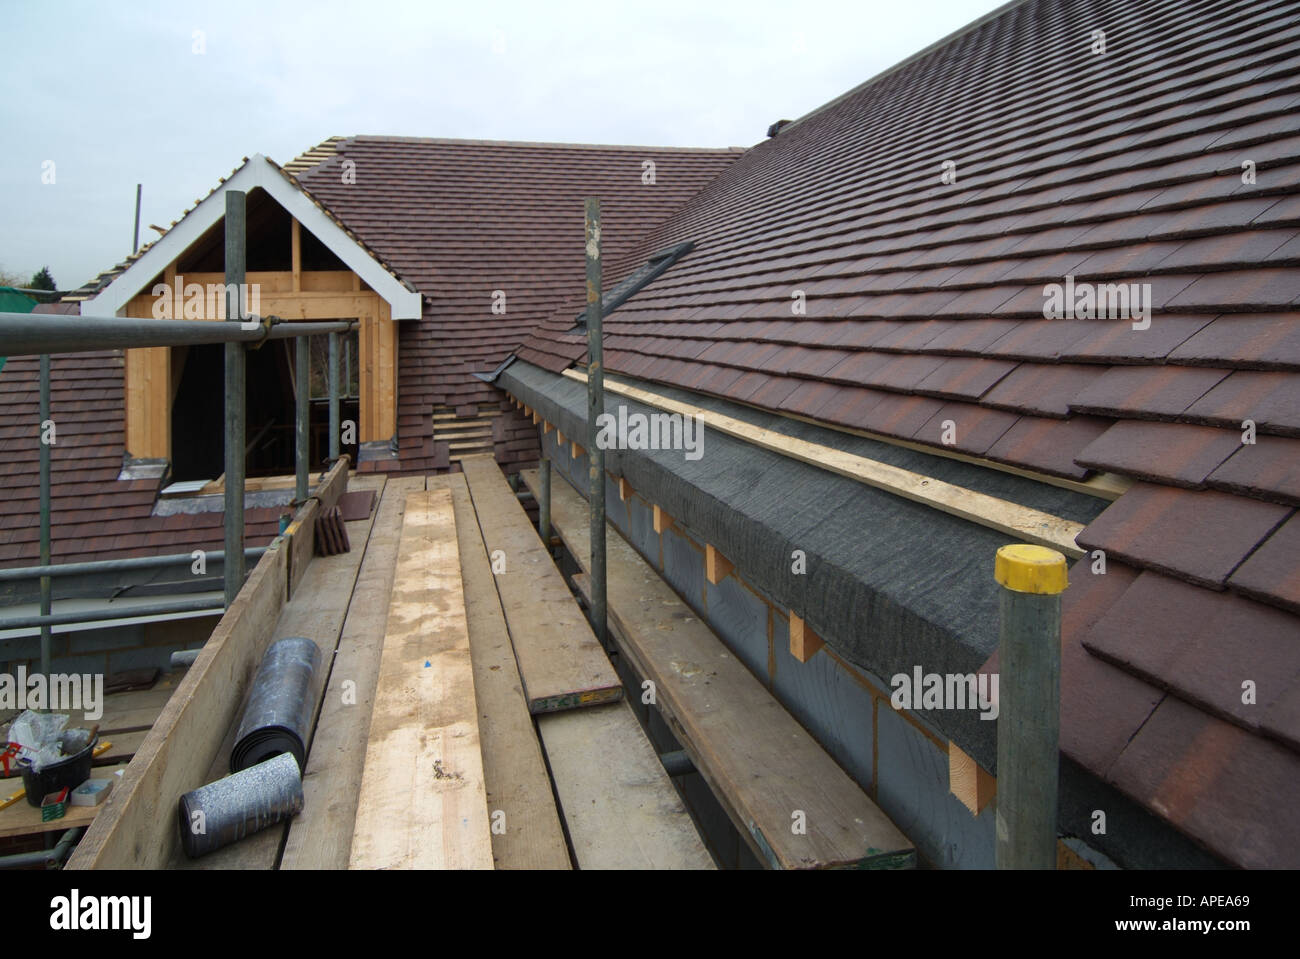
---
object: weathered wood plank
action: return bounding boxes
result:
[177,477,384,869]
[525,468,915,870]
[66,543,290,869]
[538,701,715,870]
[348,488,492,870]
[281,476,424,870]
[428,473,570,869]
[459,454,620,714]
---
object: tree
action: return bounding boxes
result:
[28,266,57,304]
[0,265,25,288]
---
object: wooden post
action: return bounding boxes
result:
[585,198,606,648]
[994,544,1066,870]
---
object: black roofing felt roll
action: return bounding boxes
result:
[178,752,304,858]
[230,637,321,773]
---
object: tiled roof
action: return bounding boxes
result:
[516,0,1300,866]
[293,136,742,472]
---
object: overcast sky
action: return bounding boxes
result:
[1,0,1003,291]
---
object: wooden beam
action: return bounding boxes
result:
[459,455,621,714]
[67,544,290,869]
[377,298,396,440]
[571,441,584,459]
[563,370,1085,558]
[705,544,733,585]
[532,410,541,425]
[789,612,824,663]
[556,429,565,446]
[948,741,996,816]
[653,504,673,534]
[617,476,632,501]
[429,473,571,869]
[349,488,493,869]
[291,218,302,292]
[261,292,379,321]
[543,421,554,435]
[538,702,715,869]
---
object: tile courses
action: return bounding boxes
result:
[512,0,1300,867]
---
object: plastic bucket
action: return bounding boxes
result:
[20,736,96,807]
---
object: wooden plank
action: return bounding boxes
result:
[538,701,715,870]
[348,488,492,869]
[459,454,621,714]
[429,473,570,869]
[66,543,290,869]
[617,476,631,501]
[291,218,302,291]
[563,370,1085,557]
[280,476,424,870]
[526,468,915,870]
[177,477,385,869]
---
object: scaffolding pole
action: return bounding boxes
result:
[224,191,247,608]
[585,198,607,648]
[295,334,309,503]
[328,331,340,463]
[38,353,51,681]
[0,595,226,632]
[0,312,353,357]
[0,547,268,583]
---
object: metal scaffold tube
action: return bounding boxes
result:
[328,330,340,463]
[38,354,51,679]
[585,198,607,648]
[295,334,309,503]
[0,546,267,583]
[0,594,225,631]
[224,191,247,608]
[0,313,353,357]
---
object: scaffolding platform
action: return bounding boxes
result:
[64,456,711,870]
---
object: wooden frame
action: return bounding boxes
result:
[122,264,399,460]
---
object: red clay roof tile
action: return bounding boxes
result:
[1077,483,1291,587]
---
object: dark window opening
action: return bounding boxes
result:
[170,329,360,482]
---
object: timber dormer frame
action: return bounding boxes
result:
[82,155,419,464]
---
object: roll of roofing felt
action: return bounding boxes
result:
[230,637,321,773]
[178,751,303,858]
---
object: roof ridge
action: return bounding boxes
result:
[342,134,746,154]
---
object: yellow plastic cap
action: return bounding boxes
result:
[995,544,1068,595]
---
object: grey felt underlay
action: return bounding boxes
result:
[502,360,1107,772]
